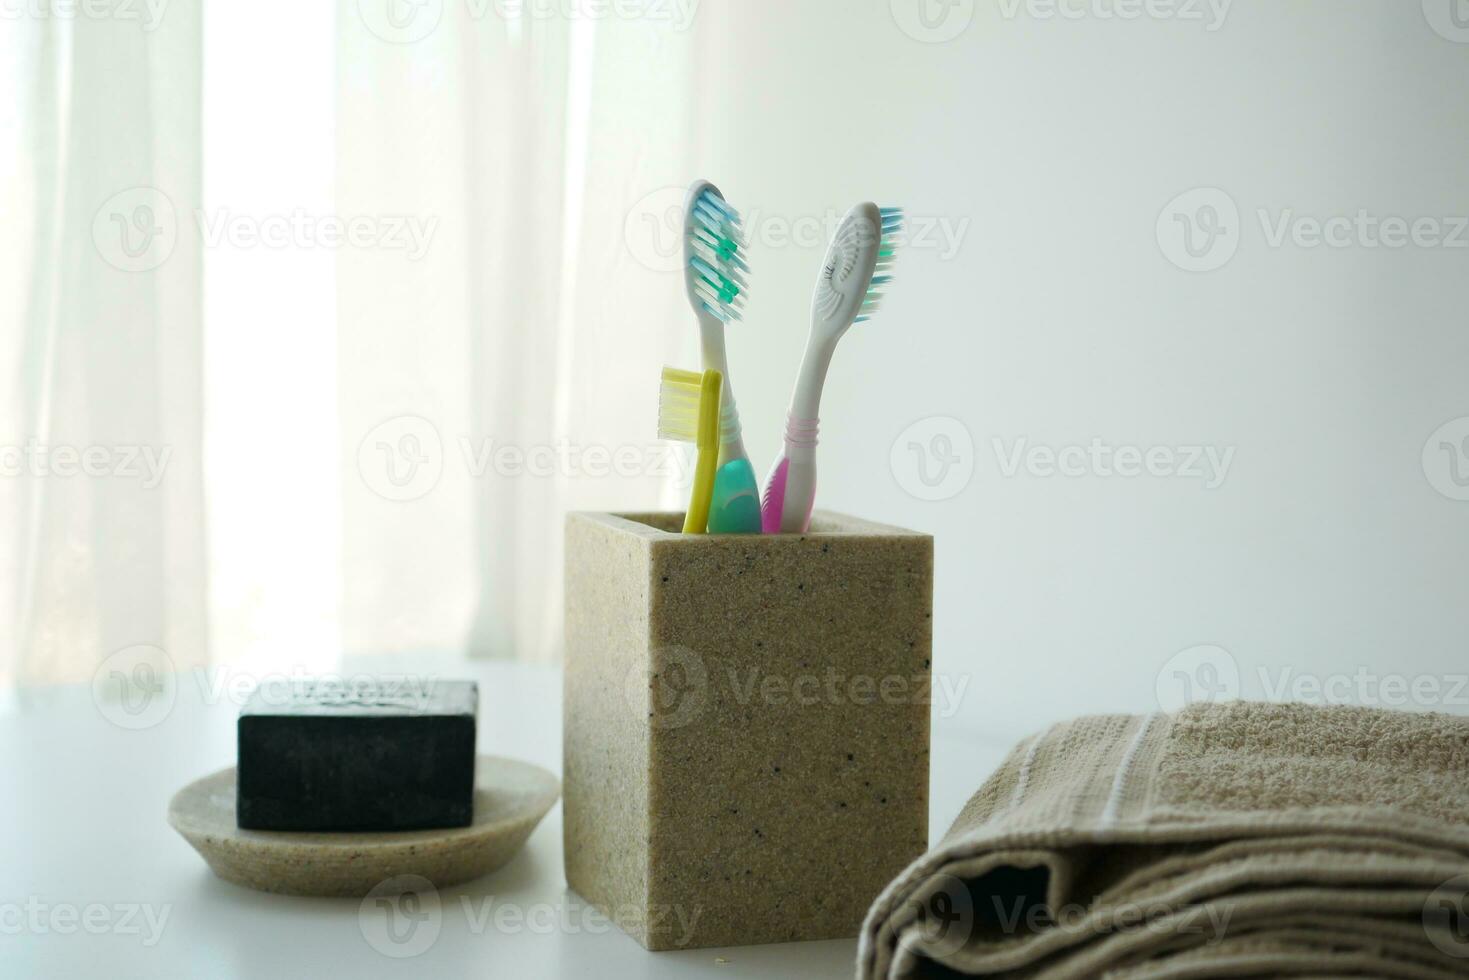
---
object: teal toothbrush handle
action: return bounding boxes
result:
[708,458,762,534]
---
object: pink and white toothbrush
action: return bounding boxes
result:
[760,202,902,533]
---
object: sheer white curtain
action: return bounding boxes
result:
[337,7,698,662]
[1,6,206,689]
[3,5,707,690]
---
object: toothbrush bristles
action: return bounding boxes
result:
[658,369,736,442]
[855,205,903,323]
[688,188,747,322]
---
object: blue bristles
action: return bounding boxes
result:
[855,205,901,323]
[688,188,747,322]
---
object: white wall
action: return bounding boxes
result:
[668,1,1469,737]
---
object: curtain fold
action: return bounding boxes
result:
[337,8,697,663]
[1,6,206,689]
[3,4,705,686]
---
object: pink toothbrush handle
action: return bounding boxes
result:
[761,456,790,534]
[760,416,819,533]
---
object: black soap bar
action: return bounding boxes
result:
[236,678,477,832]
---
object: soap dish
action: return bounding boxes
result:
[168,755,559,897]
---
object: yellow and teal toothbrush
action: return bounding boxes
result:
[683,180,761,533]
[658,366,723,534]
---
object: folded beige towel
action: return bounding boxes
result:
[859,702,1469,978]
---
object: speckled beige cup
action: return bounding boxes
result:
[563,511,933,950]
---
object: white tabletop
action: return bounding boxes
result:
[2,655,1010,979]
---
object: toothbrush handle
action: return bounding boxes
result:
[697,315,762,534]
[685,442,719,534]
[763,333,835,534]
[760,415,819,534]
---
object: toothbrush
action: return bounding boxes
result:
[658,366,724,534]
[683,180,762,534]
[760,202,902,534]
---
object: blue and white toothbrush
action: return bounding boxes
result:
[683,180,761,533]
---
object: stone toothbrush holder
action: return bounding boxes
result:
[562,510,934,950]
